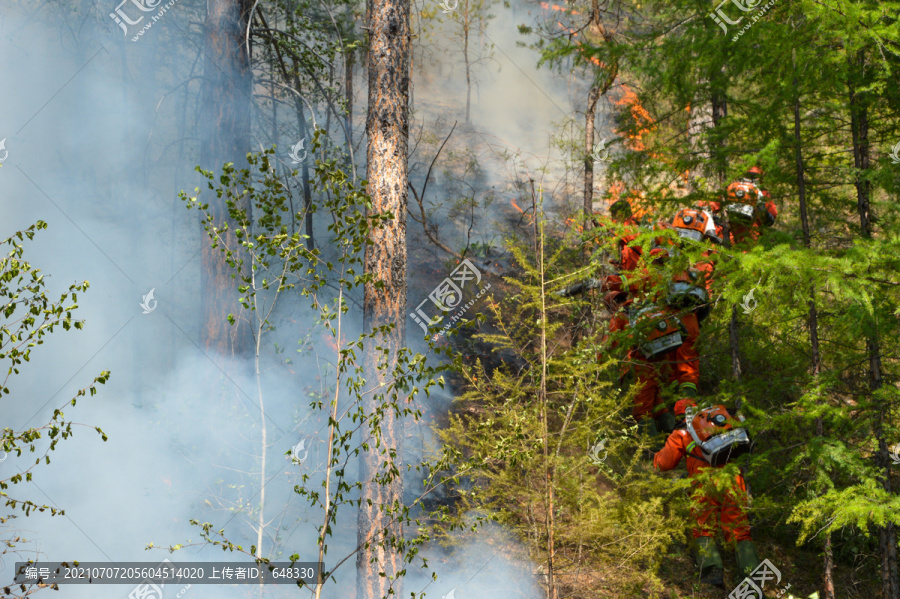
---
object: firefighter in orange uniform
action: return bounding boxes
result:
[606,225,700,436]
[597,199,643,303]
[617,207,722,435]
[585,200,679,435]
[560,200,641,302]
[653,399,761,588]
[586,200,703,436]
[705,166,777,246]
[667,206,721,322]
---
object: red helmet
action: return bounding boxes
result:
[674,398,697,417]
[746,166,764,178]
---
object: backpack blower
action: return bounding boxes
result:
[683,404,752,467]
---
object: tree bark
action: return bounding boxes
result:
[687,98,712,189]
[356,0,410,593]
[710,76,728,184]
[199,0,253,358]
[581,0,617,267]
[583,83,601,238]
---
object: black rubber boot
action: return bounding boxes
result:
[735,539,761,579]
[695,537,725,589]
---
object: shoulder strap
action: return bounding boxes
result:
[684,407,711,464]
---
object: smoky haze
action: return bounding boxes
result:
[0,0,604,597]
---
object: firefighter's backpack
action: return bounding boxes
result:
[628,304,684,359]
[725,180,763,223]
[671,208,711,243]
[684,405,751,467]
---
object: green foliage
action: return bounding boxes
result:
[0,221,108,586]
[533,0,900,591]
[440,206,690,595]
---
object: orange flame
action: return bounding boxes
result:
[510,199,525,214]
[613,84,655,153]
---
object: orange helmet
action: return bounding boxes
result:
[745,166,763,179]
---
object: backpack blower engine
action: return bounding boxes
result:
[683,405,752,467]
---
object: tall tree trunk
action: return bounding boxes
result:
[356,0,410,593]
[463,0,471,124]
[297,103,315,250]
[710,76,728,186]
[708,69,744,386]
[583,84,601,263]
[794,64,834,599]
[199,0,253,357]
[537,208,557,599]
[346,48,355,149]
[848,48,899,599]
[581,0,617,264]
[687,97,712,190]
